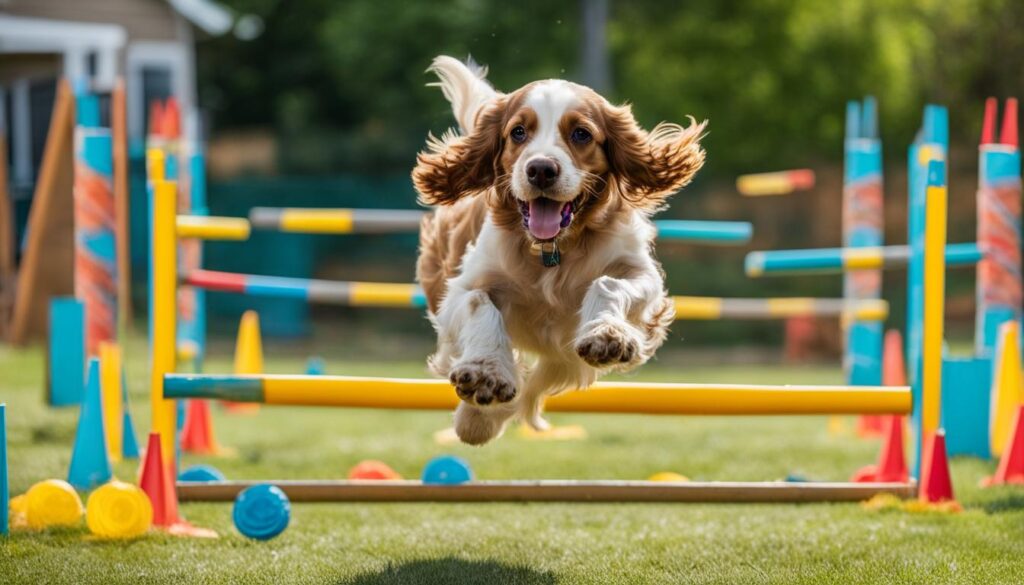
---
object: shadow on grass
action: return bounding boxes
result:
[341,557,556,585]
[979,491,1024,514]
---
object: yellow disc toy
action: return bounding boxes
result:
[647,472,690,482]
[25,479,85,528]
[86,481,153,538]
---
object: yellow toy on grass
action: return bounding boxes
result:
[25,479,84,528]
[86,480,153,538]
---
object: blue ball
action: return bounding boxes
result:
[421,455,473,485]
[233,484,291,540]
[178,464,226,483]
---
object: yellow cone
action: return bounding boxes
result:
[648,472,689,482]
[991,321,1023,457]
[228,310,263,414]
[99,342,123,463]
[234,310,264,374]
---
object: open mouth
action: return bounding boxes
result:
[518,197,579,241]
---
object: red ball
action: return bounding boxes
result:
[347,460,402,480]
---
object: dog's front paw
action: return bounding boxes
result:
[449,357,517,406]
[575,321,642,368]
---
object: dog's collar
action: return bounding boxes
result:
[529,240,561,267]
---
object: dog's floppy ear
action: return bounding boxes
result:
[602,102,707,211]
[413,98,506,206]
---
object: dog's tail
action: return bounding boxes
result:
[427,55,499,135]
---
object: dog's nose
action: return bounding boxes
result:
[526,158,560,189]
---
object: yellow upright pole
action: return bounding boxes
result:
[921,163,947,437]
[99,341,123,463]
[150,179,178,461]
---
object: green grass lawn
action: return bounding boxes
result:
[1,338,1023,584]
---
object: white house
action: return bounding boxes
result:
[0,0,235,196]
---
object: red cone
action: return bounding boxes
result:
[859,330,906,437]
[139,432,179,527]
[348,460,402,480]
[181,400,220,455]
[983,405,1024,486]
[919,430,956,503]
[852,415,908,483]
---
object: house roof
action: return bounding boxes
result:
[167,0,233,36]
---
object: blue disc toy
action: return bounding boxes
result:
[421,455,473,485]
[233,484,291,540]
[178,464,226,483]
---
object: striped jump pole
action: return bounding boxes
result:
[907,105,948,472]
[843,97,884,388]
[164,374,912,416]
[73,91,117,356]
[736,169,816,196]
[976,98,1021,353]
[246,207,753,245]
[744,243,984,277]
[183,269,888,321]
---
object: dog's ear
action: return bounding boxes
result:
[413,99,507,206]
[602,102,707,211]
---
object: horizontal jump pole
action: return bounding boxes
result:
[183,269,888,320]
[164,374,912,415]
[245,208,753,244]
[745,242,983,277]
[250,207,426,234]
[673,296,887,321]
[654,220,752,244]
[177,479,917,503]
[176,215,251,241]
[736,169,816,196]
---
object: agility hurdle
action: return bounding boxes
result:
[745,243,984,276]
[226,206,759,245]
[744,100,1024,462]
[182,268,889,320]
[148,173,918,503]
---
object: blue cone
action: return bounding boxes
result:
[421,455,473,485]
[68,359,111,490]
[120,368,140,459]
[305,357,325,376]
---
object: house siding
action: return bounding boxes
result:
[1,0,181,42]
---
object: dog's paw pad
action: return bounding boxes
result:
[448,358,516,406]
[576,325,641,367]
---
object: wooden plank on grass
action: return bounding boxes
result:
[178,480,917,503]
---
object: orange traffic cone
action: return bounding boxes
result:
[859,330,906,437]
[982,405,1024,486]
[162,97,181,139]
[148,100,166,139]
[181,400,221,455]
[139,432,179,527]
[139,432,218,537]
[852,415,908,483]
[919,430,956,504]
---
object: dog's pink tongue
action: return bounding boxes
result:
[528,198,563,240]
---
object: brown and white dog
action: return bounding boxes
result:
[413,56,706,445]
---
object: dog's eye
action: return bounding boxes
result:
[510,125,527,143]
[571,127,592,144]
